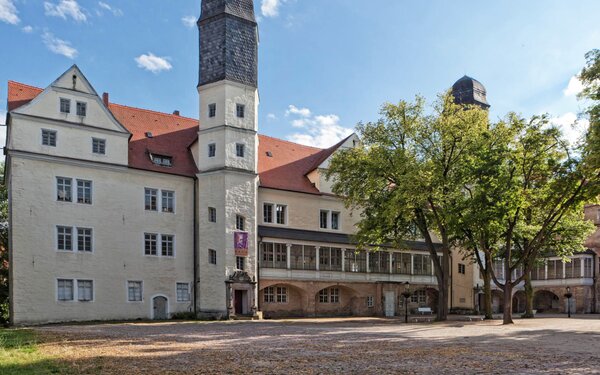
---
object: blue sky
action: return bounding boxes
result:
[1,0,599,149]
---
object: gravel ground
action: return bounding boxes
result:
[35,317,600,374]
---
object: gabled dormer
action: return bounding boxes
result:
[306,133,360,194]
[7,65,130,166]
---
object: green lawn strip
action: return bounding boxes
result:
[0,329,73,374]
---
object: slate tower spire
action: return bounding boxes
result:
[196,0,260,318]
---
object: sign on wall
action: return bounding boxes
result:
[235,232,248,256]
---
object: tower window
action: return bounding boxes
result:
[236,104,245,118]
[236,256,246,271]
[236,215,245,231]
[76,101,87,117]
[208,207,217,223]
[208,103,216,118]
[60,98,71,114]
[208,143,216,158]
[209,249,217,265]
[236,143,245,157]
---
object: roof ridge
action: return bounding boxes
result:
[108,102,199,122]
[258,134,323,151]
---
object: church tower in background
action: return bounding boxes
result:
[196,0,259,317]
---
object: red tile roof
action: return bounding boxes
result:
[6,81,342,193]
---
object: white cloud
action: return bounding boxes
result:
[42,32,78,59]
[21,25,33,33]
[286,105,311,118]
[267,113,277,121]
[285,105,353,148]
[181,15,196,28]
[550,112,590,146]
[135,53,173,74]
[261,0,286,18]
[0,0,19,24]
[564,75,584,97]
[98,1,122,16]
[44,0,87,22]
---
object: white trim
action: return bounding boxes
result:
[56,277,95,303]
[56,277,75,302]
[151,294,170,319]
[76,278,95,302]
[75,226,95,254]
[126,280,144,303]
[55,225,74,252]
[161,189,176,214]
[144,187,159,212]
[175,282,191,303]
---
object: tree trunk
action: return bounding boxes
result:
[437,275,449,321]
[483,269,493,319]
[503,283,514,324]
[522,274,535,318]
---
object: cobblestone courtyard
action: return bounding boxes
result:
[35,317,600,374]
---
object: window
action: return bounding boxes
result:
[318,288,328,303]
[236,143,245,157]
[60,98,71,114]
[263,203,273,223]
[144,233,157,256]
[331,211,340,230]
[77,227,93,252]
[276,205,286,225]
[57,279,74,301]
[152,154,172,167]
[77,179,92,204]
[236,215,245,231]
[276,287,288,303]
[42,129,57,146]
[128,281,143,302]
[458,263,466,275]
[77,280,93,301]
[209,249,217,265]
[413,254,432,275]
[236,104,245,118]
[176,283,190,302]
[161,234,174,257]
[236,256,246,271]
[367,296,374,308]
[208,143,216,158]
[264,286,275,303]
[76,101,87,116]
[162,190,175,213]
[584,258,593,278]
[208,207,217,223]
[411,290,427,304]
[57,177,72,202]
[320,210,328,229]
[208,103,216,118]
[57,226,73,251]
[145,188,158,211]
[92,138,106,154]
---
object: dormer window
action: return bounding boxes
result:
[236,104,245,118]
[60,98,71,114]
[151,154,172,167]
[76,101,87,117]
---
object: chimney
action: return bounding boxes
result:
[173,110,180,116]
[102,92,109,107]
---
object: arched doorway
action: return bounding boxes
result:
[533,290,560,313]
[512,291,527,314]
[152,296,168,320]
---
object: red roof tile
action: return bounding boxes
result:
[6,81,343,193]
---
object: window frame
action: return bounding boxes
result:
[42,129,57,147]
[57,278,74,301]
[276,204,287,225]
[367,296,374,308]
[331,211,340,230]
[145,188,158,211]
[263,203,274,223]
[208,143,216,158]
[144,233,158,256]
[208,207,217,223]
[56,177,72,202]
[209,249,217,265]
[236,215,246,231]
[77,279,94,302]
[276,287,288,303]
[264,286,275,303]
[127,280,143,302]
[161,234,175,257]
[92,138,106,155]
[76,227,93,253]
[76,101,87,117]
[161,190,175,213]
[76,179,93,205]
[320,210,329,229]
[236,143,245,158]
[236,103,245,118]
[176,282,191,302]
[59,98,71,114]
[208,103,216,118]
[57,225,73,252]
[236,256,246,271]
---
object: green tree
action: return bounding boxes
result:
[326,93,488,321]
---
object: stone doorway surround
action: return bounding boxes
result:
[226,271,258,318]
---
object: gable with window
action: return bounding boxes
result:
[92,138,106,154]
[59,98,71,114]
[76,101,87,116]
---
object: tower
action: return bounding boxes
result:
[451,75,490,109]
[196,0,259,317]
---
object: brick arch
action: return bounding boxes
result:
[314,284,360,317]
[533,290,560,313]
[259,282,309,319]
